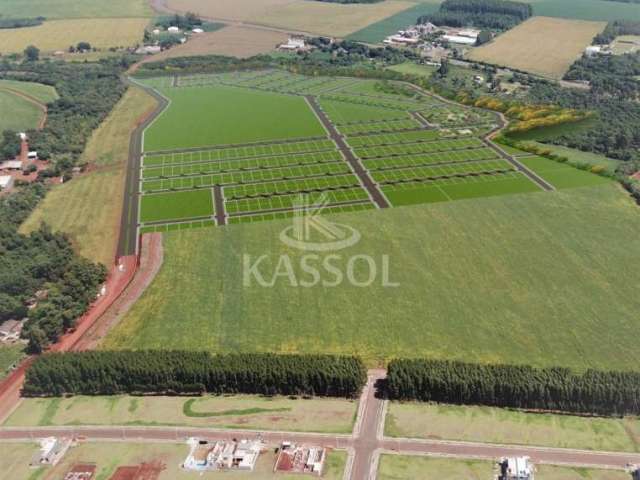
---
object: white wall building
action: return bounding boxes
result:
[0,175,13,191]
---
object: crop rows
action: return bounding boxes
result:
[355,138,485,159]
[228,202,374,224]
[224,174,361,200]
[225,187,370,214]
[371,159,513,184]
[346,129,445,147]
[142,151,344,179]
[143,139,334,167]
[337,118,422,135]
[363,148,499,170]
[143,163,352,193]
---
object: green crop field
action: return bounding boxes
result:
[140,190,214,223]
[529,0,640,22]
[385,402,640,452]
[346,2,442,43]
[143,84,326,152]
[0,0,152,19]
[106,182,640,370]
[520,156,612,189]
[0,79,58,104]
[0,90,43,132]
[0,345,24,381]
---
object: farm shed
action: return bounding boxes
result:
[0,175,13,190]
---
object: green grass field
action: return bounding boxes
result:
[0,80,58,104]
[346,2,441,43]
[520,156,612,189]
[377,455,630,480]
[0,90,43,133]
[386,62,439,78]
[0,0,152,19]
[140,190,214,223]
[143,85,326,152]
[105,183,640,370]
[5,395,357,433]
[385,402,640,452]
[529,0,640,22]
[527,142,621,174]
[0,345,24,381]
[0,442,346,480]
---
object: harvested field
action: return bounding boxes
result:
[0,18,149,54]
[467,17,606,79]
[166,0,414,36]
[147,25,287,60]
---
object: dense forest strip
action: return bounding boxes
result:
[23,351,368,398]
[418,0,532,30]
[386,358,640,416]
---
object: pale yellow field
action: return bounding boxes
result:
[20,87,157,266]
[5,394,358,434]
[148,25,287,60]
[611,35,640,55]
[467,16,606,79]
[166,0,415,36]
[0,18,149,54]
[0,442,347,480]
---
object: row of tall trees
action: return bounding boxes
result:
[24,351,368,398]
[593,20,640,44]
[386,359,640,416]
[0,17,45,29]
[419,0,532,30]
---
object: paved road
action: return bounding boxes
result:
[305,96,390,209]
[4,370,640,478]
[116,78,169,257]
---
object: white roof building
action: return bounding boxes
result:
[0,175,13,190]
[1,160,22,170]
[280,37,306,50]
[167,26,180,33]
[442,34,477,45]
[500,457,534,480]
[192,28,204,34]
[27,151,38,159]
[585,45,601,56]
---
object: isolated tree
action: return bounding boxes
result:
[24,45,40,61]
[438,59,450,77]
[76,42,91,52]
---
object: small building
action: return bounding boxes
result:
[152,28,161,35]
[30,437,73,467]
[183,438,262,472]
[167,26,180,33]
[0,175,13,191]
[499,457,534,480]
[275,442,327,476]
[442,34,477,45]
[27,151,38,160]
[384,35,420,46]
[192,28,204,34]
[1,160,23,170]
[279,36,307,51]
[473,75,485,85]
[18,132,27,141]
[135,45,162,55]
[585,45,601,56]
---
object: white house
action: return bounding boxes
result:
[167,26,180,33]
[27,151,38,160]
[279,36,306,51]
[500,457,534,480]
[192,28,204,34]
[442,34,477,45]
[0,175,13,191]
[1,160,22,170]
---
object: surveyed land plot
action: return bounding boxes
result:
[135,71,605,230]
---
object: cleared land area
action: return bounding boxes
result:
[385,402,640,452]
[0,90,43,132]
[377,455,630,480]
[467,17,606,79]
[0,441,346,480]
[145,25,287,60]
[0,345,24,381]
[0,79,58,104]
[0,0,152,18]
[527,143,621,174]
[0,18,149,54]
[104,183,640,370]
[143,85,325,151]
[140,190,214,223]
[20,87,157,266]
[5,395,357,433]
[166,0,414,36]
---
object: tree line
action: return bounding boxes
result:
[0,17,45,29]
[386,359,640,416]
[0,184,107,353]
[23,351,368,398]
[418,0,532,30]
[594,20,640,44]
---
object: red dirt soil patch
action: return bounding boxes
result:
[109,461,165,480]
